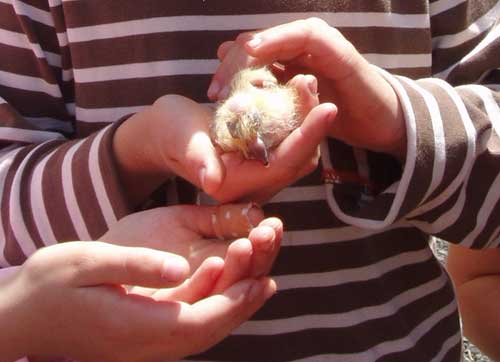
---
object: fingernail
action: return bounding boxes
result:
[199,167,206,189]
[244,203,263,228]
[207,81,220,99]
[325,103,338,121]
[247,37,262,49]
[305,75,317,94]
[162,257,188,282]
[258,226,275,252]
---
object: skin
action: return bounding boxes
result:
[0,205,281,362]
[446,244,500,361]
[113,71,337,205]
[209,18,407,161]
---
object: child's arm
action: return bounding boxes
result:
[0,204,280,361]
[446,245,500,361]
[210,16,500,247]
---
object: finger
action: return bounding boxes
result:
[248,217,283,276]
[212,238,253,294]
[185,130,225,196]
[240,18,361,80]
[66,242,190,288]
[152,95,224,195]
[286,73,319,121]
[180,277,276,353]
[271,102,337,169]
[175,203,264,240]
[247,225,278,277]
[208,44,262,101]
[217,40,235,60]
[152,257,225,304]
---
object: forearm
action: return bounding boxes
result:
[112,109,171,207]
[454,275,500,361]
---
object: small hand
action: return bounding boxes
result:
[101,203,282,282]
[3,241,275,362]
[113,94,224,206]
[211,72,337,203]
[211,18,407,160]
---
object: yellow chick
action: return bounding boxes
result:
[210,67,299,166]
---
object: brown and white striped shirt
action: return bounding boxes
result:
[1,0,499,361]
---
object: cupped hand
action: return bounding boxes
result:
[4,241,275,362]
[101,203,282,281]
[210,18,407,160]
[113,94,224,206]
[211,72,337,203]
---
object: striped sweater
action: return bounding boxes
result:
[1,0,499,361]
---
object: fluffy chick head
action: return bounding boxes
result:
[211,67,299,165]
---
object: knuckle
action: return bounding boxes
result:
[305,17,328,29]
[154,93,184,109]
[67,249,96,280]
[23,247,50,278]
[235,31,255,45]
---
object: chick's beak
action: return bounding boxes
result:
[248,136,269,166]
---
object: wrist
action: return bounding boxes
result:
[113,109,171,206]
[368,65,407,161]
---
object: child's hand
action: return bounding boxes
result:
[101,203,282,285]
[113,94,224,206]
[114,75,335,205]
[211,71,337,203]
[211,18,407,160]
[3,241,275,361]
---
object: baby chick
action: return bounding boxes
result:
[210,67,299,166]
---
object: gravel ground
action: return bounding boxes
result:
[432,238,491,362]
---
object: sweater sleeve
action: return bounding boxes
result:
[0,100,132,267]
[325,0,500,249]
[0,1,132,268]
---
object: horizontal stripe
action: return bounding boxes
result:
[73,59,218,83]
[61,0,428,28]
[432,2,500,49]
[0,127,64,143]
[274,248,433,290]
[281,223,409,246]
[436,23,500,79]
[75,105,143,123]
[236,274,447,335]
[268,186,326,203]
[364,53,431,69]
[0,28,61,67]
[66,13,430,43]
[430,0,468,16]
[0,0,54,26]
[0,69,61,97]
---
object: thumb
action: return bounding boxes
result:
[62,242,190,288]
[273,102,337,166]
[185,131,225,196]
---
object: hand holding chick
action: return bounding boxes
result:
[211,67,301,166]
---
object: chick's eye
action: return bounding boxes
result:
[226,120,243,139]
[248,111,261,129]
